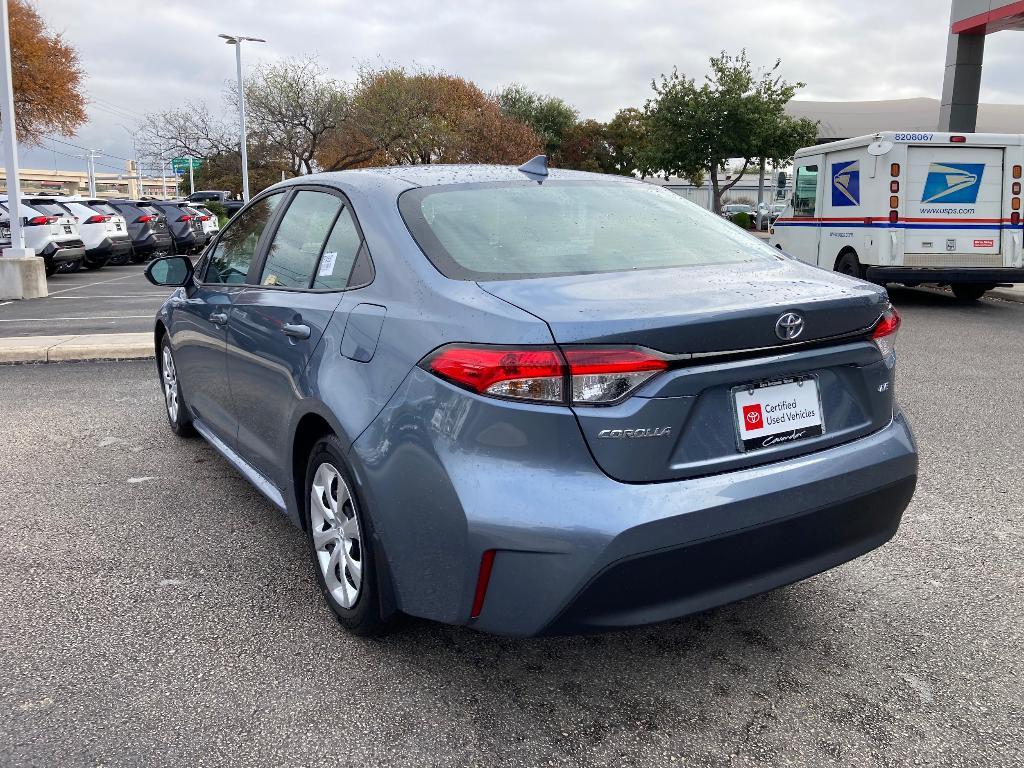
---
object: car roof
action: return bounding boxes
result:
[275,164,637,192]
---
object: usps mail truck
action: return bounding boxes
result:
[769,132,1024,301]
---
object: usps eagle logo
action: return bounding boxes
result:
[922,163,984,204]
[831,160,860,206]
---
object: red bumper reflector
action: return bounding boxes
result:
[470,549,496,619]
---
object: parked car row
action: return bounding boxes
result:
[0,194,220,276]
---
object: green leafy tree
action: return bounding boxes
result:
[643,51,817,212]
[495,84,578,158]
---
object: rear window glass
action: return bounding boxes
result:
[27,202,66,217]
[399,181,771,281]
[90,202,119,216]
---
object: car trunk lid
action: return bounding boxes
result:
[479,259,895,482]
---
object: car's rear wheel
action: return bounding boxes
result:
[44,263,56,277]
[59,259,81,273]
[159,338,195,436]
[108,250,131,266]
[951,284,988,302]
[305,436,390,636]
[82,258,105,270]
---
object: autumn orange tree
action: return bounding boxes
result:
[7,0,86,144]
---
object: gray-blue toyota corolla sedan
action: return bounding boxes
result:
[145,160,918,637]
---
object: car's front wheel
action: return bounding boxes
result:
[159,337,195,436]
[305,436,390,636]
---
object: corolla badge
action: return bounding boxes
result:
[597,427,672,439]
[775,312,804,341]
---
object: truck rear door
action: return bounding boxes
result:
[905,146,1003,261]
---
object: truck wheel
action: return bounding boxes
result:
[951,285,988,302]
[836,251,863,279]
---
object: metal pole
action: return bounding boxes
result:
[0,0,24,254]
[161,160,167,198]
[188,157,194,196]
[235,40,250,202]
[87,151,99,197]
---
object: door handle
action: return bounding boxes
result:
[282,322,311,340]
[208,312,228,325]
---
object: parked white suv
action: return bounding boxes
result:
[0,196,86,276]
[45,195,131,269]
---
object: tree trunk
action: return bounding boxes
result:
[710,166,723,214]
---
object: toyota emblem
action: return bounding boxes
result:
[775,312,804,341]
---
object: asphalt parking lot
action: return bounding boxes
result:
[1,288,1022,767]
[0,264,171,337]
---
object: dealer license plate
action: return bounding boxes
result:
[733,377,824,452]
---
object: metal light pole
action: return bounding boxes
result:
[0,0,24,256]
[86,149,101,197]
[218,33,265,203]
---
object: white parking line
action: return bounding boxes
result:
[0,315,153,323]
[45,273,140,297]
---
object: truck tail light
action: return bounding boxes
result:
[889,210,899,224]
[890,163,900,177]
[889,195,900,209]
[871,307,901,357]
[420,344,669,405]
[1012,212,1021,226]
[890,181,899,193]
[1013,165,1022,179]
[950,135,967,143]
[1013,198,1021,211]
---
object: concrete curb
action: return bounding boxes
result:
[989,287,1024,303]
[0,332,153,364]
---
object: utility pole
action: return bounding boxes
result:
[161,159,168,199]
[188,156,194,196]
[219,33,266,202]
[86,149,101,197]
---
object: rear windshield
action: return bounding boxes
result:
[399,180,772,281]
[26,201,67,217]
[89,202,119,216]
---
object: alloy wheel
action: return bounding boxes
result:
[310,463,363,608]
[161,345,179,422]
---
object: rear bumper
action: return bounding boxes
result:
[867,266,1024,285]
[352,367,918,636]
[543,476,914,635]
[86,237,132,259]
[134,232,173,256]
[39,240,86,265]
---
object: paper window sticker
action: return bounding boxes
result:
[319,251,338,276]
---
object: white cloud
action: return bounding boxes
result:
[21,0,1024,173]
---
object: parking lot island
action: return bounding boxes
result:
[0,331,152,363]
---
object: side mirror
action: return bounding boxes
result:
[145,255,194,286]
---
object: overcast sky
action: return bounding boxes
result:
[22,0,1024,175]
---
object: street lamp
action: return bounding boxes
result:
[218,33,265,203]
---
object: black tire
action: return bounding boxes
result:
[82,259,105,270]
[836,251,863,279]
[107,250,131,267]
[951,284,988,302]
[158,336,195,437]
[59,259,82,273]
[44,263,56,277]
[304,435,391,636]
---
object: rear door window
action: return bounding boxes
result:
[204,193,284,285]
[259,190,341,288]
[313,206,362,290]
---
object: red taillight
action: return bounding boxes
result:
[563,347,668,404]
[136,215,155,223]
[177,214,192,222]
[83,214,106,224]
[469,550,496,619]
[25,215,51,226]
[871,307,901,357]
[199,214,210,221]
[889,210,899,224]
[1012,211,1021,226]
[420,344,668,405]
[950,135,967,143]
[423,346,564,403]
